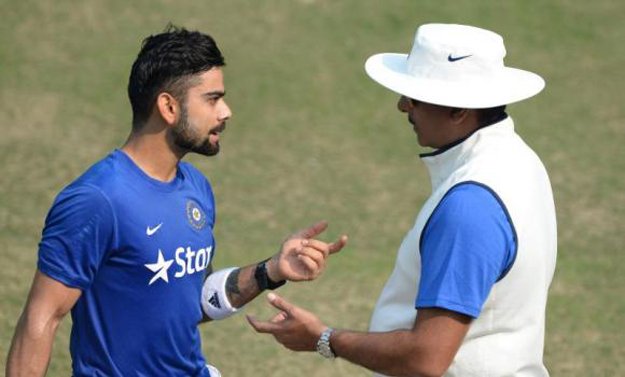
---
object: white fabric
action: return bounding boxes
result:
[369,117,557,376]
[206,363,222,377]
[201,268,239,320]
[365,24,545,108]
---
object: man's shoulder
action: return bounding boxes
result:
[60,151,128,200]
[435,182,507,227]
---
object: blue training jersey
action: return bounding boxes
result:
[38,150,215,376]
[416,182,517,318]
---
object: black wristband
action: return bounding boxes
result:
[254,259,286,291]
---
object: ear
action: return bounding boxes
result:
[155,92,180,126]
[449,107,470,124]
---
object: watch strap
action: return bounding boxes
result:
[254,259,286,291]
[316,327,336,359]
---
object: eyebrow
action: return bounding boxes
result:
[202,91,226,99]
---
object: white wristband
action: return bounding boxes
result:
[201,268,239,320]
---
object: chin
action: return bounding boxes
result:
[197,143,220,156]
[196,148,219,157]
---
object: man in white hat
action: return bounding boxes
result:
[247,23,557,376]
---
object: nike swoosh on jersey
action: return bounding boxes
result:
[146,223,163,236]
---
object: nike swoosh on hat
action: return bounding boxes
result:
[447,54,472,62]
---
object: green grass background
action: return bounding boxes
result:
[1,0,623,375]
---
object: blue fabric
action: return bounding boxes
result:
[416,182,516,318]
[38,150,215,377]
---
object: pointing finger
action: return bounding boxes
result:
[328,234,348,254]
[267,292,297,315]
[246,315,281,334]
[293,220,328,239]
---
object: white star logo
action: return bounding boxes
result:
[144,249,173,285]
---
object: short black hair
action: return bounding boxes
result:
[409,99,507,126]
[127,24,225,129]
[477,105,507,126]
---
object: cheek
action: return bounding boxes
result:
[188,110,210,129]
[197,108,219,125]
[186,101,211,121]
[414,116,438,136]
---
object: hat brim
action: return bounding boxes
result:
[365,53,545,108]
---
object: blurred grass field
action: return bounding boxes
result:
[1,0,623,375]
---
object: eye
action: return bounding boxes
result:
[203,92,226,105]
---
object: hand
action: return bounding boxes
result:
[268,221,347,282]
[246,293,326,352]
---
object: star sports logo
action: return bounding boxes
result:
[144,250,173,285]
[144,246,213,285]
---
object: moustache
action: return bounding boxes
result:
[212,123,227,134]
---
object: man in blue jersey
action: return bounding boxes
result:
[6,25,347,377]
[247,24,557,376]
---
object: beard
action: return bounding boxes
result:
[171,103,221,157]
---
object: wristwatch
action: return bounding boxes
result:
[316,327,336,359]
[254,259,286,291]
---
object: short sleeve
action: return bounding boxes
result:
[416,182,516,318]
[38,184,116,290]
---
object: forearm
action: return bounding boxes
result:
[205,224,345,320]
[224,264,262,308]
[248,297,465,376]
[226,257,284,308]
[331,329,442,377]
[201,258,286,322]
[220,224,346,309]
[6,312,59,377]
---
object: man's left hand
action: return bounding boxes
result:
[246,292,326,351]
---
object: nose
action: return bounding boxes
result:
[219,100,232,121]
[397,96,410,113]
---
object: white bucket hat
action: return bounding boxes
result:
[365,23,545,108]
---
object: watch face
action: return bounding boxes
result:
[317,328,335,358]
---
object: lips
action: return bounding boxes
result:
[210,123,226,135]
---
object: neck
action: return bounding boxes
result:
[121,125,185,182]
[421,113,508,157]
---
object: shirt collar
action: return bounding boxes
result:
[420,116,515,190]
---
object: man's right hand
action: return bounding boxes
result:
[267,221,348,282]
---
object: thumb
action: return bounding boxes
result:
[267,292,296,315]
[292,220,328,239]
[328,234,348,254]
